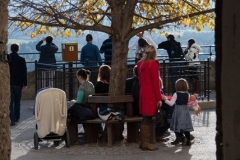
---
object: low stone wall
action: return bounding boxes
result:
[22,62,216,100]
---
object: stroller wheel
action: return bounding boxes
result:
[34,132,39,150]
[65,130,70,148]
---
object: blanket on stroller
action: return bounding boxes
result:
[35,88,67,138]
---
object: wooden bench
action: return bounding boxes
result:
[67,117,155,147]
[67,95,156,147]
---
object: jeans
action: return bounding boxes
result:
[10,86,22,122]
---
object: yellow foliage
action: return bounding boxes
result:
[10,0,215,37]
[30,32,37,38]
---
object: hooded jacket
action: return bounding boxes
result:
[185,43,201,66]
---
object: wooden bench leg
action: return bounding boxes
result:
[107,123,112,147]
[127,122,139,143]
[84,123,99,143]
[67,122,78,145]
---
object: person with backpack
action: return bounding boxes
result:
[158,35,184,92]
[158,34,183,61]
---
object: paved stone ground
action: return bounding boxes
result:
[11,94,216,160]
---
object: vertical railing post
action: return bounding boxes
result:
[207,58,211,101]
[68,62,73,100]
[34,60,38,94]
[203,61,207,100]
[209,46,213,61]
[63,64,66,93]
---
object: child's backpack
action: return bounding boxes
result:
[170,41,183,59]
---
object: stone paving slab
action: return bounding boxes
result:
[11,99,216,160]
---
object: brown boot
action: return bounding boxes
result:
[141,125,158,151]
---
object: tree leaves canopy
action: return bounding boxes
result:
[9,0,215,39]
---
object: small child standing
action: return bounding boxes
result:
[162,78,194,146]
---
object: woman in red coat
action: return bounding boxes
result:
[137,45,162,151]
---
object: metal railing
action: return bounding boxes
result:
[35,58,211,101]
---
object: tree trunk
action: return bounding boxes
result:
[215,0,223,159]
[0,0,11,159]
[220,0,240,159]
[107,0,136,96]
[109,38,129,96]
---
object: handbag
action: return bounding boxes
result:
[67,103,95,122]
[98,106,125,121]
[156,108,167,127]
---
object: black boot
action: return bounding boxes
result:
[171,132,183,145]
[171,137,182,145]
[182,131,191,146]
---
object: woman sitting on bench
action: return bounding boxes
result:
[68,69,95,105]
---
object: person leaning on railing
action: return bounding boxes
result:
[36,36,58,87]
[184,39,201,93]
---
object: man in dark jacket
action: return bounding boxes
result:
[158,34,183,61]
[36,36,58,68]
[100,35,112,65]
[9,44,28,126]
[158,35,184,92]
[36,36,58,87]
[80,34,102,67]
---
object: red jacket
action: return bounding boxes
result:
[137,60,162,116]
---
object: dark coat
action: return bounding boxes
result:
[36,41,58,69]
[158,40,183,61]
[9,52,27,87]
[125,77,141,116]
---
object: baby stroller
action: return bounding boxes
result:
[34,88,70,149]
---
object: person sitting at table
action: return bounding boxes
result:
[95,65,124,141]
[67,69,95,144]
[68,69,95,105]
[95,65,111,94]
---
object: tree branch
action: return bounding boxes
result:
[127,8,215,39]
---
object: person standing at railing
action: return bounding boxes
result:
[9,44,28,126]
[80,34,102,67]
[158,34,184,93]
[184,39,201,93]
[129,31,157,63]
[36,36,58,87]
[100,35,112,66]
[137,45,162,151]
[134,38,150,64]
[129,31,157,50]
